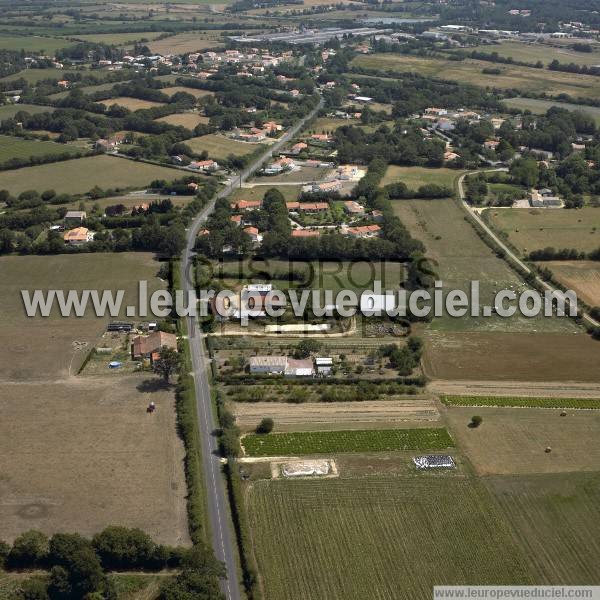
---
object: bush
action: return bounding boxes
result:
[470,415,483,428]
[256,417,274,434]
[7,530,49,569]
[92,526,156,570]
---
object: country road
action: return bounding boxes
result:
[457,170,599,328]
[179,95,324,599]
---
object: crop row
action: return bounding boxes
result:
[441,395,600,410]
[242,427,454,457]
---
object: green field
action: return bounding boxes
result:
[503,97,600,125]
[0,155,181,195]
[247,475,535,600]
[488,472,600,584]
[48,80,121,100]
[0,104,53,120]
[68,31,168,45]
[0,68,68,84]
[352,54,600,99]
[463,41,600,67]
[242,427,454,456]
[0,35,73,53]
[442,395,600,409]
[485,207,600,255]
[393,199,576,333]
[381,165,462,191]
[186,134,263,160]
[0,134,82,163]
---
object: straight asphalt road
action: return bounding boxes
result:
[180,95,324,599]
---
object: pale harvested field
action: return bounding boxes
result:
[0,253,164,381]
[446,405,600,475]
[100,97,165,111]
[156,112,210,129]
[147,32,223,54]
[539,261,600,307]
[160,86,214,99]
[229,399,440,432]
[424,331,600,382]
[0,375,189,545]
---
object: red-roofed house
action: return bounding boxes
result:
[131,331,177,360]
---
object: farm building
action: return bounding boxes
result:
[285,358,315,377]
[64,211,86,226]
[131,331,177,360]
[315,357,333,376]
[413,455,455,470]
[249,356,288,374]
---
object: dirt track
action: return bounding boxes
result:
[230,398,440,432]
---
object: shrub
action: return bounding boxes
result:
[7,530,49,569]
[256,417,274,434]
[470,415,483,428]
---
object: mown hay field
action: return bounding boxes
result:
[445,405,600,475]
[485,207,600,255]
[381,165,463,191]
[160,86,214,99]
[352,54,600,99]
[539,260,600,306]
[0,35,73,53]
[69,31,168,45]
[0,154,181,195]
[99,96,165,111]
[186,134,263,160]
[424,331,600,382]
[156,112,209,129]
[247,475,535,600]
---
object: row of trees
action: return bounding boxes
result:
[1,527,224,600]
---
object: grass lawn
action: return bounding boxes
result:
[352,54,600,99]
[0,134,83,163]
[0,104,53,119]
[247,474,535,600]
[381,165,462,191]
[485,207,600,255]
[99,97,165,111]
[0,155,180,195]
[242,427,454,456]
[442,395,600,409]
[0,35,73,53]
[462,41,600,67]
[186,134,263,160]
[503,97,600,125]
